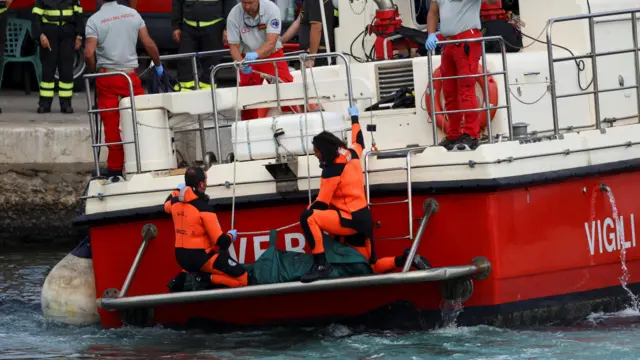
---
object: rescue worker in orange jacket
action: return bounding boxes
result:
[300,105,429,283]
[164,167,248,288]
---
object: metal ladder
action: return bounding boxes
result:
[364,146,427,240]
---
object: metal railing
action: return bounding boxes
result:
[546,8,640,134]
[425,35,513,145]
[84,72,141,176]
[84,49,307,175]
[208,52,355,165]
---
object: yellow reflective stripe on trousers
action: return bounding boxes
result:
[39,90,54,97]
[42,18,66,25]
[334,9,338,17]
[58,82,74,90]
[184,17,222,27]
[0,8,7,14]
[40,82,55,89]
[198,82,212,90]
[73,5,83,13]
[58,90,73,98]
[32,7,44,15]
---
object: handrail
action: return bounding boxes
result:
[84,72,141,175]
[425,35,513,145]
[546,8,640,135]
[209,52,354,164]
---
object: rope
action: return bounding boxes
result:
[237,221,301,236]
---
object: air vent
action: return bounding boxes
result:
[375,61,415,101]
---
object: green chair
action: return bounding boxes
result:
[0,18,42,94]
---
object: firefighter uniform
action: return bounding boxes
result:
[171,0,236,91]
[32,0,83,114]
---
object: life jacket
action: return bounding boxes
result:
[164,186,232,253]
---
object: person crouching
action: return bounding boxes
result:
[164,167,248,288]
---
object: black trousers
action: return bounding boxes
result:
[39,23,75,107]
[176,21,224,89]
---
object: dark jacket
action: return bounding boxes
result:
[171,0,236,31]
[32,0,84,39]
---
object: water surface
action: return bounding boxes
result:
[1,249,640,359]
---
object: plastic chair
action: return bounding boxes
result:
[0,18,42,94]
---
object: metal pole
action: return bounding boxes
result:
[402,199,439,272]
[300,55,312,204]
[364,151,374,204]
[118,224,158,298]
[499,39,514,140]
[632,12,640,123]
[546,21,560,135]
[123,73,142,173]
[588,17,601,130]
[318,0,333,65]
[210,66,223,164]
[191,56,200,90]
[406,150,414,240]
[85,78,101,177]
[481,39,493,143]
[274,63,281,110]
[427,51,438,145]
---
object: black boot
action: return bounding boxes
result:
[61,106,74,114]
[300,253,333,283]
[37,106,51,114]
[438,136,459,151]
[396,248,432,270]
[454,133,480,151]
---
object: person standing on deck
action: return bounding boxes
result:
[172,0,236,91]
[425,0,500,151]
[32,0,84,114]
[84,0,163,178]
[299,105,431,283]
[280,0,336,68]
[226,0,296,120]
[165,167,248,288]
[0,0,12,114]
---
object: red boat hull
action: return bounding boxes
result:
[89,170,640,329]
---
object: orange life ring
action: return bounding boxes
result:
[425,63,499,133]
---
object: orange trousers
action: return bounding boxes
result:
[301,209,398,274]
[199,252,248,288]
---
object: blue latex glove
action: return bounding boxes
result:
[228,229,238,242]
[241,65,253,75]
[244,52,259,61]
[177,183,185,190]
[348,104,359,117]
[155,64,164,77]
[425,33,439,51]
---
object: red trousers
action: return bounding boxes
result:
[239,49,295,120]
[96,71,145,171]
[440,29,482,140]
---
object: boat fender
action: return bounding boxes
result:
[426,63,499,135]
[41,236,100,326]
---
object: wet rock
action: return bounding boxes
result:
[0,164,92,248]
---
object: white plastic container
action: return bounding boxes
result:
[231,112,349,161]
[120,108,177,174]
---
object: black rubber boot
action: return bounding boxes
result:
[37,106,51,114]
[396,248,432,270]
[61,106,74,114]
[454,133,480,151]
[300,253,333,283]
[438,136,459,151]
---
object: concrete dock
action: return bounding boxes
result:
[0,90,95,247]
[0,88,237,247]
